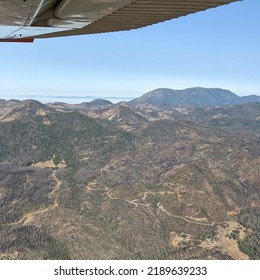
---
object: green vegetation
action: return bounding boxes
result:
[0,112,134,167]
[238,235,260,260]
[226,229,240,240]
[238,209,260,260]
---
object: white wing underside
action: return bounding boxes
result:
[0,0,240,41]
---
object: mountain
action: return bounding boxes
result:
[47,98,113,112]
[0,98,259,260]
[0,99,21,107]
[0,100,55,121]
[240,95,260,104]
[83,99,113,108]
[87,105,148,125]
[129,87,259,107]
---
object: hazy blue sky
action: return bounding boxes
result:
[0,0,259,102]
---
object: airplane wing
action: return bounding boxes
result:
[0,0,240,42]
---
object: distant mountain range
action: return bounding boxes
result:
[129,87,260,107]
[1,87,259,109]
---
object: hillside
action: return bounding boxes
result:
[0,98,259,260]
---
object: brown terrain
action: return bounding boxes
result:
[0,95,259,260]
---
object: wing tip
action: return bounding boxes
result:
[0,39,34,43]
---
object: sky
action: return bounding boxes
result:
[0,0,259,103]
